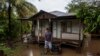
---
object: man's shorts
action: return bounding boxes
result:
[44,41,52,49]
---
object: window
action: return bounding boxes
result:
[61,21,72,33]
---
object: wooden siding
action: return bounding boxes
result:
[34,19,83,41]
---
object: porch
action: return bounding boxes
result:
[29,10,84,51]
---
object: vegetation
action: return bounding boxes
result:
[0,43,25,56]
[0,0,37,42]
[67,0,100,33]
[0,0,37,55]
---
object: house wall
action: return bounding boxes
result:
[61,20,83,40]
[52,21,61,39]
[34,19,83,40]
[35,20,49,37]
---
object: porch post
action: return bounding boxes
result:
[49,18,51,22]
[49,18,52,32]
[79,21,81,41]
[49,18,51,27]
[56,21,57,39]
[37,19,40,43]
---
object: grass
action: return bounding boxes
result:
[0,42,25,56]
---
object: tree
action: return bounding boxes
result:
[67,0,100,33]
[0,0,37,43]
[9,0,37,34]
[66,0,98,13]
[0,0,37,18]
[10,0,37,18]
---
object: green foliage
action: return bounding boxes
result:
[0,20,8,42]
[0,43,13,56]
[0,0,37,42]
[10,19,21,38]
[0,43,25,56]
[0,8,8,42]
[0,0,37,56]
[21,21,32,34]
[77,5,100,33]
[67,0,100,33]
[10,0,37,18]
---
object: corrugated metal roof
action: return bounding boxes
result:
[50,11,76,17]
[19,10,76,20]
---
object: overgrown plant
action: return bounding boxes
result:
[67,0,100,33]
[0,0,37,42]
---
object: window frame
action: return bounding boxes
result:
[61,21,72,33]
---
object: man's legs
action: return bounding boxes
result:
[44,41,52,54]
[48,41,52,54]
[44,41,48,54]
[48,41,52,49]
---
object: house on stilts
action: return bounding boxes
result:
[20,10,84,51]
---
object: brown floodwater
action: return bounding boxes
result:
[20,38,100,56]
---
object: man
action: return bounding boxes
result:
[44,28,52,54]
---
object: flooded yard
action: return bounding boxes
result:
[19,38,100,56]
[87,38,100,56]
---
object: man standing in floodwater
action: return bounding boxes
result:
[44,28,52,54]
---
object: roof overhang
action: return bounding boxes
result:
[18,10,77,21]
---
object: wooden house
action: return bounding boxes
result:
[29,10,84,48]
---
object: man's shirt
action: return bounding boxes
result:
[45,32,52,41]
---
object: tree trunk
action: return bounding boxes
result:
[7,0,13,48]
[84,32,91,47]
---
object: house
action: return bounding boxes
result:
[29,10,84,48]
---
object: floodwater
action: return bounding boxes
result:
[21,38,100,56]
